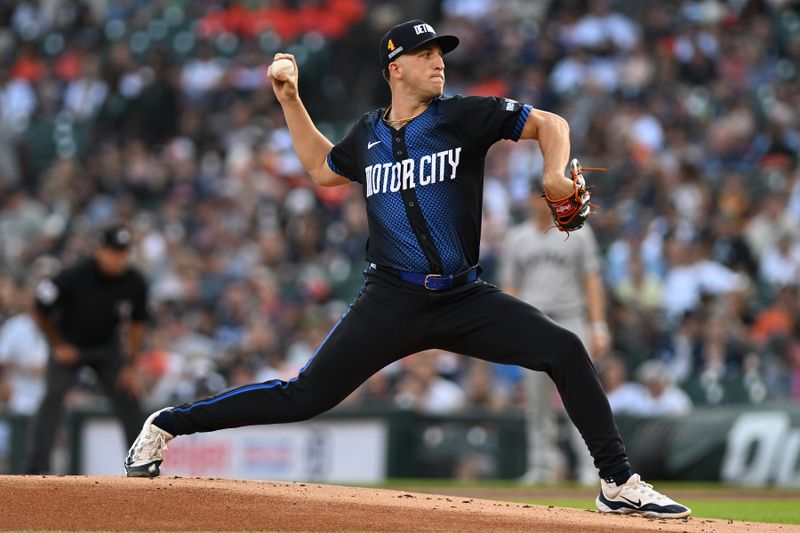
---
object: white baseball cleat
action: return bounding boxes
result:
[124,407,174,478]
[596,473,691,519]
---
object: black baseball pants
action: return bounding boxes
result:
[165,268,630,479]
[26,341,143,474]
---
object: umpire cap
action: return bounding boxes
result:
[99,223,133,250]
[379,19,459,71]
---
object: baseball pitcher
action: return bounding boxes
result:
[125,19,689,519]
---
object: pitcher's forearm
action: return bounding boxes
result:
[520,109,573,198]
[538,114,572,197]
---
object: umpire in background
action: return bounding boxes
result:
[26,223,148,474]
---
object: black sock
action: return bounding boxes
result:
[607,469,633,486]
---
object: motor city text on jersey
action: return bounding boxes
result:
[364,147,462,197]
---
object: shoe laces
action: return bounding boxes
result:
[624,475,667,502]
[130,427,169,463]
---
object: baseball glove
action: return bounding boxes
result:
[542,158,603,232]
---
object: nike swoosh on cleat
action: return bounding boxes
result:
[368,141,381,149]
[620,496,642,507]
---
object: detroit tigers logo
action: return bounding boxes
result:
[413,23,435,35]
[364,147,462,198]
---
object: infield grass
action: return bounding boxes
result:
[377,479,800,525]
[521,498,800,525]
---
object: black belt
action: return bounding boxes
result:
[371,264,480,291]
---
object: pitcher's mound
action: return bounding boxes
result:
[0,475,795,532]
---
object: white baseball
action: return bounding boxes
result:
[270,58,295,80]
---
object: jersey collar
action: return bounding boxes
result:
[379,96,440,132]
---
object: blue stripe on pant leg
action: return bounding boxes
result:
[173,312,347,414]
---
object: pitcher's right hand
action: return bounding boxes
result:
[268,53,299,104]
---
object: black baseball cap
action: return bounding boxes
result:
[99,223,133,250]
[379,19,459,71]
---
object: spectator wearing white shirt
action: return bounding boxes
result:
[568,0,640,54]
[759,234,800,289]
[598,356,647,416]
[0,187,49,279]
[614,251,664,313]
[0,311,48,414]
[0,65,37,133]
[788,175,800,223]
[602,358,693,417]
[180,42,226,100]
[394,350,466,413]
[744,192,798,260]
[0,257,60,415]
[0,65,36,188]
[670,163,712,228]
[550,47,618,95]
[663,236,748,321]
[64,55,108,119]
[635,360,693,416]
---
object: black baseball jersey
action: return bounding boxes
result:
[327,95,532,275]
[35,257,149,347]
[144,93,633,485]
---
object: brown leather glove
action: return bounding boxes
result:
[543,158,603,232]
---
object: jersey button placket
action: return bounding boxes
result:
[393,129,406,162]
[392,125,443,273]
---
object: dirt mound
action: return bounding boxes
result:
[0,475,796,532]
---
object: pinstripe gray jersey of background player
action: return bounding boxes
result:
[502,221,601,325]
[501,190,610,358]
[501,198,609,485]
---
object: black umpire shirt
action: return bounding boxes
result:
[35,257,149,348]
[327,94,532,275]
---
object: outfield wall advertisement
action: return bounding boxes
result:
[2,405,800,485]
[72,404,800,486]
[721,411,800,487]
[81,417,388,482]
[616,405,800,487]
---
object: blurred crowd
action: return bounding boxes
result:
[1,0,800,426]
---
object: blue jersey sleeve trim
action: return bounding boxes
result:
[327,152,357,182]
[511,104,533,142]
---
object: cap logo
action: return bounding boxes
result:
[413,23,435,35]
[387,39,395,51]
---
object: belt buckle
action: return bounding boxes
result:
[424,273,448,290]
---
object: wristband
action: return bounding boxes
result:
[591,322,610,336]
